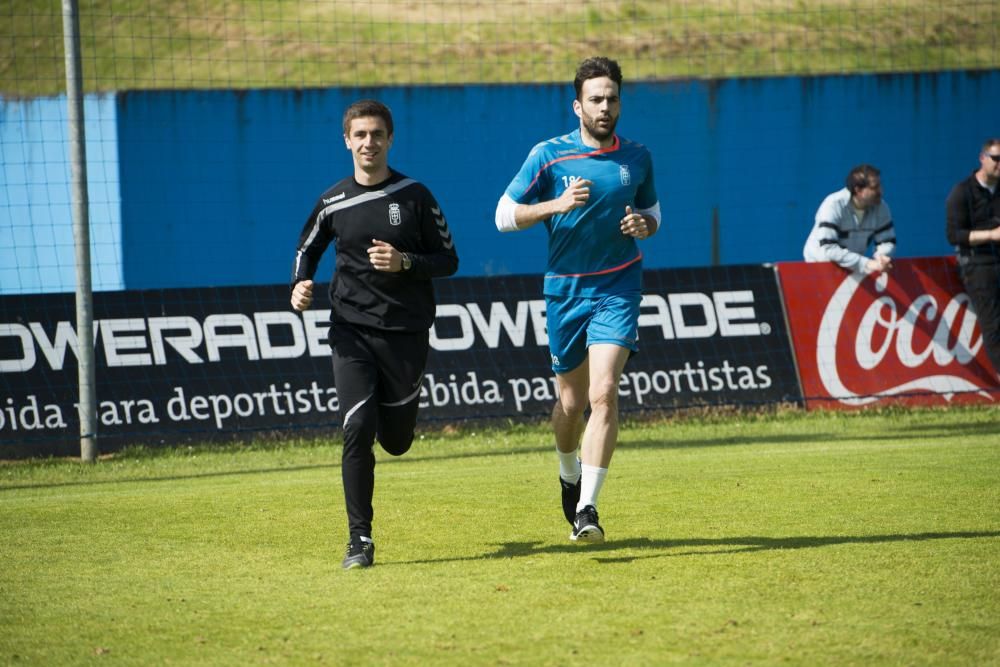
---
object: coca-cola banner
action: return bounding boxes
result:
[0,266,801,457]
[776,257,999,410]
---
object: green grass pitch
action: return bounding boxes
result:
[1,406,998,665]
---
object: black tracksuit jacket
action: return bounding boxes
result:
[292,169,458,331]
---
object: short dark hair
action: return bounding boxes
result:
[845,164,880,194]
[573,57,623,100]
[981,138,1000,154]
[342,99,393,137]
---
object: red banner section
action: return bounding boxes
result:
[776,257,999,410]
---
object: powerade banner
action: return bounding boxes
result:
[0,266,800,456]
[776,257,1000,410]
[428,266,799,416]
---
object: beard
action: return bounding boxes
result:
[582,111,618,141]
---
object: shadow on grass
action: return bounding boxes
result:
[0,461,343,492]
[625,421,1000,451]
[391,530,1000,566]
[892,420,1000,439]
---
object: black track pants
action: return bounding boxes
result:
[330,323,429,539]
[961,260,1000,376]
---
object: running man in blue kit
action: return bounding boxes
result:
[495,57,661,543]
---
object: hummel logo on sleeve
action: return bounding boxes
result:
[432,207,454,249]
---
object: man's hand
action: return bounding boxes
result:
[291,279,314,312]
[620,205,653,239]
[970,225,1000,244]
[510,178,593,230]
[866,254,893,274]
[555,178,591,214]
[368,239,405,272]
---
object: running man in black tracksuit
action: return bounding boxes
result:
[290,100,458,569]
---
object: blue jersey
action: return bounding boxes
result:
[504,129,658,297]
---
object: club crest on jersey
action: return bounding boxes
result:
[388,202,401,226]
[619,164,631,186]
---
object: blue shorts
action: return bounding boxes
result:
[545,293,641,374]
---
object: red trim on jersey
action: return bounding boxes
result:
[545,250,643,279]
[519,135,620,200]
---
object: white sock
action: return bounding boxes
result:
[557,447,581,483]
[577,464,608,512]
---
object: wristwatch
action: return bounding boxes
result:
[400,253,412,272]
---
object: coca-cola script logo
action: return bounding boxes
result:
[818,270,992,405]
[778,258,998,409]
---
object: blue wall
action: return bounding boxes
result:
[0,94,122,293]
[3,70,998,293]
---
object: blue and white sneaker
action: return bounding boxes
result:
[570,505,605,543]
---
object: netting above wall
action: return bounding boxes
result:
[2,0,998,95]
